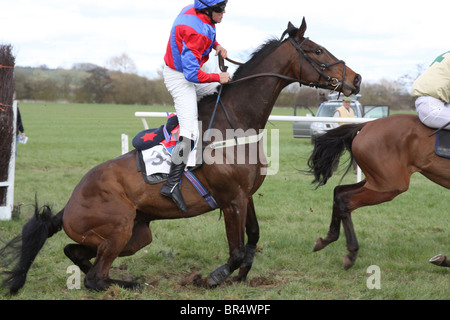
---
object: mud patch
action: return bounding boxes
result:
[249,276,277,288]
[180,271,282,289]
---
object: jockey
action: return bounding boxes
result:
[412,51,450,129]
[162,0,230,212]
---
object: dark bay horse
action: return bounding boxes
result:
[0,18,361,294]
[308,114,449,269]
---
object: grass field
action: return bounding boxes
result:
[0,102,448,301]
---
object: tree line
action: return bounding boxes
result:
[14,64,172,106]
[14,54,417,110]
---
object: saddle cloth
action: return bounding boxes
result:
[435,130,450,159]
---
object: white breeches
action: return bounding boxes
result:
[163,65,219,140]
[416,96,450,129]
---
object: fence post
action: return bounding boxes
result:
[0,101,17,220]
[121,134,129,155]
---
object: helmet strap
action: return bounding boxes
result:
[196,0,223,24]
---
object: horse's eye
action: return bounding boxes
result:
[315,49,323,55]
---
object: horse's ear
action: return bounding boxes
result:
[296,17,307,40]
[286,21,298,39]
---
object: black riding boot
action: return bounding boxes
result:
[160,137,192,213]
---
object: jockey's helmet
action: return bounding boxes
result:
[195,0,228,12]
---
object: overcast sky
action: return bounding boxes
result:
[2,0,448,82]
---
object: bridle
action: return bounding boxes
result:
[221,28,349,93]
[286,36,346,92]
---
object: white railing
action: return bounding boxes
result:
[134,112,376,130]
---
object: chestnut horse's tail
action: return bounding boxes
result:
[308,122,367,188]
[0,201,64,295]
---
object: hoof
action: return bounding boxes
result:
[207,264,231,288]
[429,254,446,266]
[313,237,326,252]
[344,255,355,270]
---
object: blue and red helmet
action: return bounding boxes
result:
[194,0,228,12]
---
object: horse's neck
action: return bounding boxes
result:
[221,48,293,131]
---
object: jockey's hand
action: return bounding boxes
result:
[219,72,231,84]
[215,45,228,59]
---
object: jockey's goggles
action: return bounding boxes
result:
[211,1,227,13]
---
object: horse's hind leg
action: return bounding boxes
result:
[83,217,153,290]
[314,180,366,252]
[81,215,140,291]
[85,235,139,291]
[64,244,96,274]
[234,197,259,282]
[331,184,400,269]
[119,219,153,257]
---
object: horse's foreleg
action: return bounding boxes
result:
[207,198,247,287]
[234,197,259,282]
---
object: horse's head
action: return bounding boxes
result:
[284,18,361,96]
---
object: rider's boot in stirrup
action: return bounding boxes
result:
[160,137,192,213]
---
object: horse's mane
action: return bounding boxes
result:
[199,38,282,108]
[232,38,281,81]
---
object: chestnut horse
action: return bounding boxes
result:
[0,18,361,294]
[308,114,449,269]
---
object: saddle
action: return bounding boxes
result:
[435,130,450,159]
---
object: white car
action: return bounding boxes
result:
[293,94,389,143]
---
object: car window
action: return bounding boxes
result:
[363,105,390,118]
[317,102,359,117]
[317,104,338,117]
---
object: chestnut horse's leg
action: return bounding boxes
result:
[314,180,366,252]
[234,196,259,282]
[316,182,400,269]
[207,196,248,287]
[340,186,400,269]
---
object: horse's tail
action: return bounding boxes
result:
[307,123,366,188]
[0,200,64,295]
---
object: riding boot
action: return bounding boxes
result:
[160,137,192,213]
